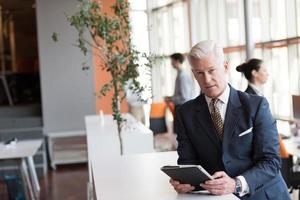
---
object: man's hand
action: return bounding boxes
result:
[200,171,236,195]
[169,179,195,193]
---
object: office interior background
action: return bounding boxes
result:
[1,0,300,199]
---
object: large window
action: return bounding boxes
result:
[129,0,152,101]
[145,0,300,118]
[148,0,191,102]
[189,0,300,118]
[250,0,300,118]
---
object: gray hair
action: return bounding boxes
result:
[188,40,224,63]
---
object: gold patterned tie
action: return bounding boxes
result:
[210,99,224,140]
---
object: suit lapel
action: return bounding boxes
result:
[223,86,242,141]
[194,95,222,152]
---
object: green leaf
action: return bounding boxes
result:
[81,62,90,71]
[52,32,58,42]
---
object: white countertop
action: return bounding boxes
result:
[91,151,239,200]
[283,136,300,157]
[0,139,42,159]
[85,113,152,135]
[85,113,154,156]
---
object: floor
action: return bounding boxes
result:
[0,164,88,200]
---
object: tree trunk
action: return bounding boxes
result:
[117,115,123,155]
[113,81,123,155]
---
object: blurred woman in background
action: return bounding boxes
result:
[236,58,289,160]
[236,58,269,96]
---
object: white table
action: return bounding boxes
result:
[277,120,300,156]
[283,137,300,157]
[85,113,154,156]
[0,139,42,200]
[90,151,238,200]
[85,113,154,199]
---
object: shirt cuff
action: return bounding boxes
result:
[236,176,250,197]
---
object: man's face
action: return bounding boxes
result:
[190,53,229,98]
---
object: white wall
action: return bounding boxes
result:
[36,0,95,133]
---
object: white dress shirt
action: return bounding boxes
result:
[204,84,249,197]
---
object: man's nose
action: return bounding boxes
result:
[203,73,211,84]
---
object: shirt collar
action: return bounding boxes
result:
[204,84,230,106]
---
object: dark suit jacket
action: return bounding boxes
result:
[175,85,290,200]
[245,85,257,95]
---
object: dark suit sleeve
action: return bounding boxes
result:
[175,107,199,165]
[242,98,281,194]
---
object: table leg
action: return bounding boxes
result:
[27,156,40,198]
[19,160,29,200]
[48,137,56,170]
[20,158,35,200]
[87,160,94,200]
[88,159,92,184]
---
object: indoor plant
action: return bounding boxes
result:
[54,0,154,155]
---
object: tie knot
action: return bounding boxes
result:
[211,98,218,107]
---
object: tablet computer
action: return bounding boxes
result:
[161,165,213,191]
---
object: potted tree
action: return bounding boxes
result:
[54,0,154,155]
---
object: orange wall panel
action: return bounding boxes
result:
[94,0,128,114]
